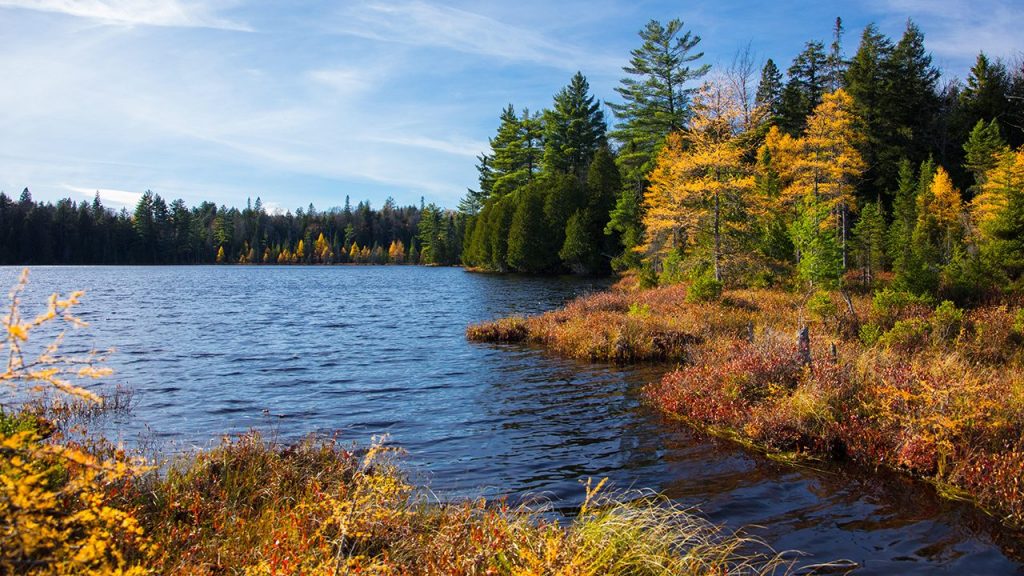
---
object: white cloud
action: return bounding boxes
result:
[308,68,374,96]
[332,1,618,71]
[367,135,487,158]
[0,0,250,30]
[63,185,142,208]
[865,0,1023,73]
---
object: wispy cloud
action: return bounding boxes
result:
[367,135,488,158]
[865,0,1023,71]
[0,0,250,30]
[332,1,617,71]
[63,185,142,208]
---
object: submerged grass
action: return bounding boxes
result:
[470,280,1024,528]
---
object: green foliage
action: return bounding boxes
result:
[543,72,606,177]
[932,300,964,342]
[627,302,651,319]
[638,263,660,289]
[608,19,710,169]
[606,184,644,271]
[871,287,934,327]
[964,119,1007,189]
[790,199,842,288]
[806,291,838,322]
[859,322,883,346]
[879,317,930,350]
[777,41,828,134]
[851,201,887,282]
[0,409,41,437]
[1014,309,1024,335]
[658,251,687,285]
[687,268,724,303]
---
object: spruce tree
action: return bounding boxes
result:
[778,41,828,134]
[755,59,784,119]
[963,119,1008,195]
[543,72,606,178]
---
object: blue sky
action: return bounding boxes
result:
[0,0,1019,213]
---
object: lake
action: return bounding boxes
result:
[2,265,1022,574]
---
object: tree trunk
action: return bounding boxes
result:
[713,191,721,282]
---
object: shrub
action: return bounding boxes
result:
[687,269,723,303]
[627,302,651,319]
[870,288,933,325]
[879,318,930,352]
[932,300,964,343]
[859,323,883,347]
[1014,308,1024,335]
[658,251,687,286]
[806,290,838,323]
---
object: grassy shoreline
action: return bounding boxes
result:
[468,280,1024,528]
[2,415,799,575]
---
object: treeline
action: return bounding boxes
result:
[458,17,1024,295]
[0,190,464,266]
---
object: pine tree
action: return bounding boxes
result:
[543,72,606,178]
[609,19,710,162]
[888,159,918,279]
[851,200,887,283]
[755,59,784,119]
[825,17,847,92]
[844,24,894,197]
[963,119,1008,194]
[778,41,828,134]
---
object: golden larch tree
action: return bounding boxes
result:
[642,81,760,282]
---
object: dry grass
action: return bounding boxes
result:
[123,432,796,575]
[471,281,1024,527]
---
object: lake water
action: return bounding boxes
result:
[2,265,1022,574]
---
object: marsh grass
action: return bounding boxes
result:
[124,432,799,575]
[471,280,1024,527]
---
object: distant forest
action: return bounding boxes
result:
[0,192,462,266]
[4,16,1024,291]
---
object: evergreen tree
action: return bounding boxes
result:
[825,17,847,91]
[755,59,784,119]
[778,41,828,134]
[963,119,1008,194]
[851,200,887,283]
[543,72,606,178]
[609,19,710,163]
[888,159,919,281]
[844,24,894,197]
[508,183,556,273]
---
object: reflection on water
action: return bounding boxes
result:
[1,265,1021,574]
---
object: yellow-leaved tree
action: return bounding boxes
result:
[967,147,1024,283]
[388,240,406,264]
[313,232,332,264]
[972,147,1024,236]
[763,89,864,283]
[641,81,761,282]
